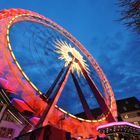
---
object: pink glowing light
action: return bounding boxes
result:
[97,121,140,130]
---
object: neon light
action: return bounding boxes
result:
[97,122,140,130]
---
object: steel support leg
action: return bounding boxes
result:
[35,60,73,128]
[71,73,94,120]
[78,61,115,122]
[45,67,65,98]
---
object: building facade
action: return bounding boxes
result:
[0,103,24,140]
[117,97,140,126]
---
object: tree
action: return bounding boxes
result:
[118,0,140,33]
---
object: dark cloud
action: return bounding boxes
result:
[89,32,140,101]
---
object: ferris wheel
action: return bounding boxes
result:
[0,8,117,139]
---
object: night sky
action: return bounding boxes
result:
[0,0,140,114]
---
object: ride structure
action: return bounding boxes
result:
[0,8,117,139]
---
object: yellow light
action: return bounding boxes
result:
[85,120,92,122]
[54,40,89,77]
[68,113,77,118]
[55,105,59,108]
[102,117,106,120]
[57,107,67,114]
[6,29,9,35]
[8,43,12,51]
[9,20,13,24]
[15,61,22,71]
[22,72,30,81]
[29,82,38,91]
[11,52,16,61]
[39,91,42,95]
[92,120,98,122]
[7,36,10,43]
[78,118,84,121]
[97,119,102,122]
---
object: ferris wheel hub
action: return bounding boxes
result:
[54,40,89,76]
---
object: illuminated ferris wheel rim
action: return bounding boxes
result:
[3,9,117,122]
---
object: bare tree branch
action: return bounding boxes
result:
[118,0,140,33]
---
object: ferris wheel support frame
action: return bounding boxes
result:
[78,60,115,122]
[36,60,74,128]
[71,72,94,120]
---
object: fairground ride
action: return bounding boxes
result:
[0,8,117,139]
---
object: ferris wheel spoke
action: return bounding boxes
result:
[71,72,94,120]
